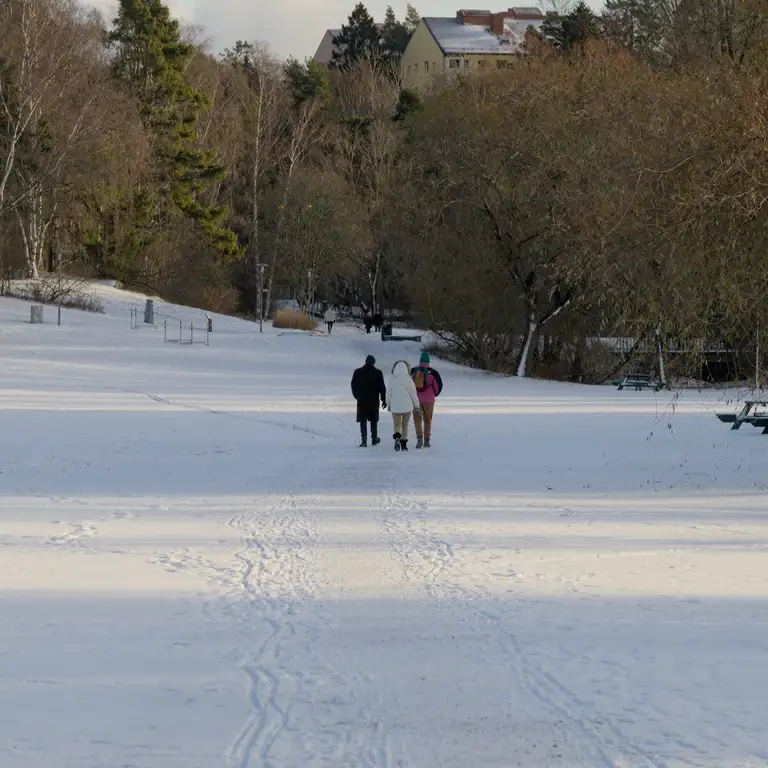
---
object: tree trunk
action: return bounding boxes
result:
[368,251,381,315]
[570,335,585,382]
[515,291,572,378]
[248,172,260,315]
[15,209,34,278]
[656,326,667,387]
[248,84,264,316]
[263,272,274,320]
[18,184,55,278]
[516,313,538,378]
[756,327,761,389]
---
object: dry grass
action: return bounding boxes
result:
[272,309,317,331]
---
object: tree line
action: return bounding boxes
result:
[2,0,768,382]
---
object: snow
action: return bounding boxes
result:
[425,17,544,55]
[2,283,768,767]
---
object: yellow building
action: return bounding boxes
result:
[401,8,545,91]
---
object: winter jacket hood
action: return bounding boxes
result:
[386,360,419,414]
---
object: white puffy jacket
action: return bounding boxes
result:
[324,308,337,322]
[386,361,420,414]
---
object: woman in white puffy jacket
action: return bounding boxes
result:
[386,360,420,451]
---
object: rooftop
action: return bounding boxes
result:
[425,13,544,55]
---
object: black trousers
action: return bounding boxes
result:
[360,419,378,441]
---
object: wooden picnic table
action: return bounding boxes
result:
[615,373,663,391]
[716,400,768,433]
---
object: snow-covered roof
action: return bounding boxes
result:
[425,16,542,55]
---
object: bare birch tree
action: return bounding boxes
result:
[1,0,107,275]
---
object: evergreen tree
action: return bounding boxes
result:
[285,56,330,106]
[331,3,381,69]
[602,0,665,57]
[381,5,410,59]
[405,4,421,33]
[394,87,423,122]
[108,0,239,258]
[541,1,602,50]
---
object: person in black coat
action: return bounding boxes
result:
[351,355,386,447]
[373,312,383,333]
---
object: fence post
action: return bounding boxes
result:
[190,322,194,345]
[164,320,167,343]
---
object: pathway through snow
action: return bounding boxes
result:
[1,285,768,767]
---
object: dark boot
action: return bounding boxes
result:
[371,422,380,445]
[393,432,401,451]
[415,436,424,449]
[401,439,408,451]
[360,424,367,447]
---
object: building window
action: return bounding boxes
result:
[407,65,411,78]
[424,61,429,72]
[414,63,418,73]
[497,59,512,69]
[464,59,470,69]
[449,59,460,68]
[477,60,486,69]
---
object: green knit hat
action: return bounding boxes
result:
[420,351,430,364]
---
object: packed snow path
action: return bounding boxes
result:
[2,285,768,767]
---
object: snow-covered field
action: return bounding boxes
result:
[2,284,768,768]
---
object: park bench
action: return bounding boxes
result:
[381,324,422,343]
[716,400,768,433]
[616,373,663,391]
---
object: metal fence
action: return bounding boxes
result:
[163,319,210,346]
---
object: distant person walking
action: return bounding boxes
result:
[411,351,443,448]
[373,312,383,333]
[351,355,386,447]
[387,360,420,451]
[363,314,373,334]
[324,306,337,334]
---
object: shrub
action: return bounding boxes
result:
[1,277,105,313]
[272,309,317,331]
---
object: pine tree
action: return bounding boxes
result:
[108,0,239,258]
[331,3,381,69]
[603,0,665,57]
[381,5,411,59]
[285,56,330,106]
[541,1,602,50]
[394,88,423,122]
[405,4,421,33]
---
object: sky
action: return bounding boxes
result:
[88,0,603,61]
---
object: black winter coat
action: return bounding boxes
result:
[351,363,386,422]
